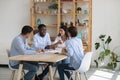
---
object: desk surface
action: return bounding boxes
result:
[9,53,67,63]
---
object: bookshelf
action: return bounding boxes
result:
[30,0,92,51]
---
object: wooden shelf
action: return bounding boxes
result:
[46,24,57,27]
[60,0,89,3]
[75,1,89,3]
[34,1,58,4]
[76,13,88,16]
[34,24,57,28]
[61,13,73,16]
[77,25,86,27]
[60,1,73,3]
[35,13,58,16]
[83,44,88,52]
[83,43,88,46]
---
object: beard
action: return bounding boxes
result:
[40,33,45,37]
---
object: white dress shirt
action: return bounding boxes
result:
[33,33,51,50]
[53,36,66,48]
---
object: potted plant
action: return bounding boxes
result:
[94,35,118,70]
[77,7,82,14]
[48,3,58,14]
[61,22,64,26]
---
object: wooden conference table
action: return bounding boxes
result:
[9,53,67,80]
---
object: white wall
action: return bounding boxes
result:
[0,0,120,65]
[92,0,120,48]
[0,0,30,64]
[92,0,120,66]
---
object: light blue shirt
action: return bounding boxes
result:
[65,37,84,70]
[10,35,36,66]
[33,33,51,50]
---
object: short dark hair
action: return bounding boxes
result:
[38,24,46,30]
[68,26,78,37]
[21,25,33,35]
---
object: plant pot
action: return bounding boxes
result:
[77,11,82,14]
[53,10,57,14]
[84,10,88,14]
[62,9,67,14]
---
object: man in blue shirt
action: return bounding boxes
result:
[10,26,41,80]
[57,26,84,80]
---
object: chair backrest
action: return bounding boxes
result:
[77,52,93,73]
[6,49,10,57]
[6,49,14,70]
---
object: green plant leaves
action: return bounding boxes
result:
[108,63,112,68]
[98,49,111,61]
[99,35,106,39]
[95,42,100,50]
[48,3,58,10]
[77,7,82,11]
[94,60,98,68]
[94,34,118,69]
[105,49,110,56]
[113,62,117,69]
[98,51,105,61]
[105,36,112,44]
[107,62,117,69]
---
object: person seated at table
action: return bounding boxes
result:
[53,25,70,64]
[33,24,55,50]
[57,26,84,80]
[33,24,55,80]
[53,25,68,50]
[10,25,41,80]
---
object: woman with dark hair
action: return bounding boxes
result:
[53,25,70,64]
[53,25,68,49]
[57,26,84,80]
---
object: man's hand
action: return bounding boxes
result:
[61,52,66,55]
[36,50,42,53]
[57,40,62,44]
[45,45,51,49]
[51,40,62,49]
[62,48,67,53]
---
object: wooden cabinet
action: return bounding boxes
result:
[30,0,92,51]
